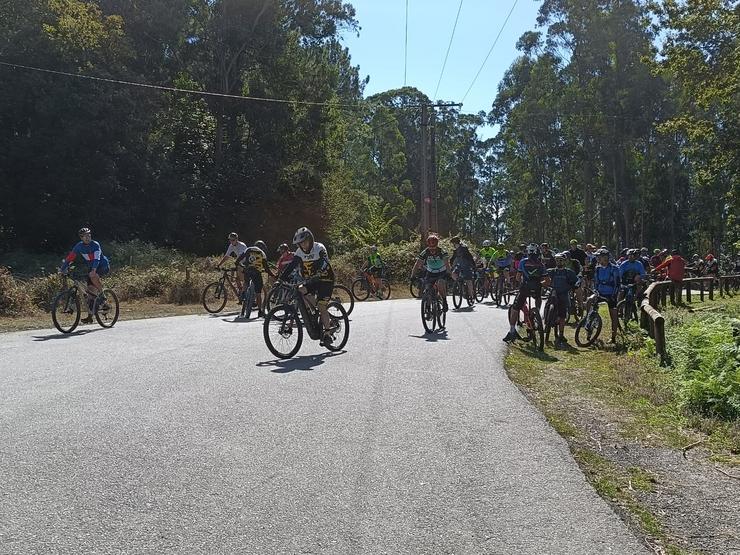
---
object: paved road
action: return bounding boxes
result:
[0,299,645,554]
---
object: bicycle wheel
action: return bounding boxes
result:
[575,312,603,347]
[331,284,354,316]
[452,281,463,309]
[436,295,447,330]
[379,279,391,300]
[351,278,370,301]
[421,294,437,334]
[241,287,254,319]
[93,289,119,328]
[325,301,350,351]
[475,278,486,303]
[202,282,227,313]
[543,303,553,342]
[529,310,545,351]
[410,279,422,299]
[264,285,280,312]
[263,304,303,359]
[51,290,80,334]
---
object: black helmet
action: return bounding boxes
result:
[596,248,610,257]
[293,227,314,246]
[255,240,267,252]
[78,227,91,236]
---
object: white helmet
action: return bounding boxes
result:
[292,227,313,245]
[482,240,491,247]
[526,243,540,256]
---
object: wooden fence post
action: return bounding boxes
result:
[710,279,715,300]
[699,280,704,302]
[654,314,666,358]
[686,281,691,303]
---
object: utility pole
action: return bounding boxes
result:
[419,102,461,242]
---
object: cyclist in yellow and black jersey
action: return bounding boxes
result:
[237,244,276,316]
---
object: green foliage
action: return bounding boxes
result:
[347,201,398,246]
[668,313,740,419]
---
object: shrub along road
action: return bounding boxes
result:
[0,299,645,553]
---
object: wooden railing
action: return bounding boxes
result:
[640,274,739,360]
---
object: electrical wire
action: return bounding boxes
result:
[433,0,464,101]
[461,0,518,103]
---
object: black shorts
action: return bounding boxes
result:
[593,292,617,309]
[245,267,264,294]
[367,267,383,277]
[555,292,569,319]
[304,280,333,302]
[453,264,474,280]
[513,281,541,311]
[424,270,448,285]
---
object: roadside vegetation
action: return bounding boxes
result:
[506,297,740,554]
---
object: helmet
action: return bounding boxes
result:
[706,254,715,261]
[554,252,566,261]
[628,249,638,257]
[620,248,628,257]
[78,227,91,236]
[292,227,313,245]
[570,239,578,245]
[596,248,610,257]
[540,242,549,249]
[228,232,238,240]
[255,240,267,252]
[426,234,439,247]
[654,249,661,254]
[692,254,699,260]
[526,243,540,256]
[482,240,491,247]
[277,243,289,253]
[370,245,378,250]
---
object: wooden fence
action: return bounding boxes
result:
[640,274,739,360]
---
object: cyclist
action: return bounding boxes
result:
[216,232,248,295]
[512,244,527,286]
[546,252,579,348]
[618,249,646,302]
[450,236,476,304]
[362,245,385,298]
[276,243,294,274]
[705,254,719,277]
[479,240,497,268]
[589,248,620,343]
[59,227,111,324]
[540,243,556,269]
[279,227,337,345]
[237,242,276,317]
[568,240,587,268]
[410,233,451,315]
[492,243,513,296]
[639,248,651,271]
[505,243,546,342]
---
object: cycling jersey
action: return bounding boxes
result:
[61,241,110,273]
[451,244,475,269]
[518,256,546,282]
[546,267,578,295]
[618,260,646,285]
[594,264,620,297]
[418,248,449,273]
[277,251,295,273]
[225,240,248,259]
[280,242,334,282]
[367,253,383,269]
[479,247,497,266]
[238,247,269,272]
[494,252,513,269]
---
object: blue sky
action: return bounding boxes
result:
[340,0,543,138]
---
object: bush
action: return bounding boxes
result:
[107,239,195,269]
[0,267,32,316]
[669,314,740,420]
[28,274,66,311]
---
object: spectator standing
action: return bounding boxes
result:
[654,249,686,304]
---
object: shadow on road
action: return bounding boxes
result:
[256,351,346,373]
[222,316,261,324]
[209,311,240,318]
[409,331,450,342]
[33,328,104,341]
[514,344,559,362]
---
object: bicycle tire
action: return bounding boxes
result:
[332,284,354,316]
[575,312,602,347]
[265,285,281,312]
[263,304,303,359]
[452,281,463,309]
[351,278,370,301]
[51,290,80,334]
[475,278,486,303]
[325,301,350,352]
[93,289,119,328]
[241,287,254,319]
[202,282,227,313]
[410,279,422,299]
[544,303,553,342]
[436,295,447,330]
[421,293,437,334]
[529,310,545,351]
[379,279,391,300]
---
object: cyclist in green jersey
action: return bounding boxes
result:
[362,245,385,297]
[479,240,497,268]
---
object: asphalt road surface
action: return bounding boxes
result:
[1,299,646,554]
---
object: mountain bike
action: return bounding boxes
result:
[492,267,511,306]
[202,268,241,313]
[565,285,585,324]
[512,292,544,351]
[263,283,350,359]
[575,294,608,346]
[351,271,391,301]
[420,279,447,334]
[265,280,295,312]
[616,283,641,330]
[52,273,119,333]
[239,279,257,319]
[451,268,474,309]
[542,288,564,345]
[473,266,489,303]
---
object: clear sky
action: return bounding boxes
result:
[340,0,543,138]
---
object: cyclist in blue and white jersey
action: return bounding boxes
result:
[505,243,546,343]
[589,249,621,343]
[59,227,111,323]
[410,234,451,313]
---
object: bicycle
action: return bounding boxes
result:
[420,278,447,333]
[451,268,475,309]
[265,280,295,312]
[575,294,610,347]
[616,283,641,331]
[263,283,350,359]
[52,273,119,334]
[512,292,544,351]
[351,270,391,301]
[202,268,241,313]
[239,278,257,319]
[492,267,511,306]
[473,266,489,303]
[543,288,565,345]
[565,285,585,325]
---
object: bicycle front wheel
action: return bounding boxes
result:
[436,295,447,329]
[331,284,354,316]
[94,289,119,328]
[452,282,463,309]
[263,305,303,359]
[475,278,486,303]
[575,312,602,347]
[410,279,422,299]
[351,278,370,301]
[52,290,80,334]
[421,294,437,334]
[325,301,350,352]
[379,279,391,300]
[241,287,254,319]
[202,282,227,313]
[529,310,544,351]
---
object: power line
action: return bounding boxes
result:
[404,0,409,86]
[0,60,367,109]
[433,0,464,101]
[461,0,518,103]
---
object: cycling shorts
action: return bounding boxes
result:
[453,264,474,280]
[86,264,109,285]
[592,292,617,309]
[512,281,541,311]
[367,266,383,277]
[424,270,448,285]
[246,267,263,294]
[554,292,569,319]
[304,280,333,301]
